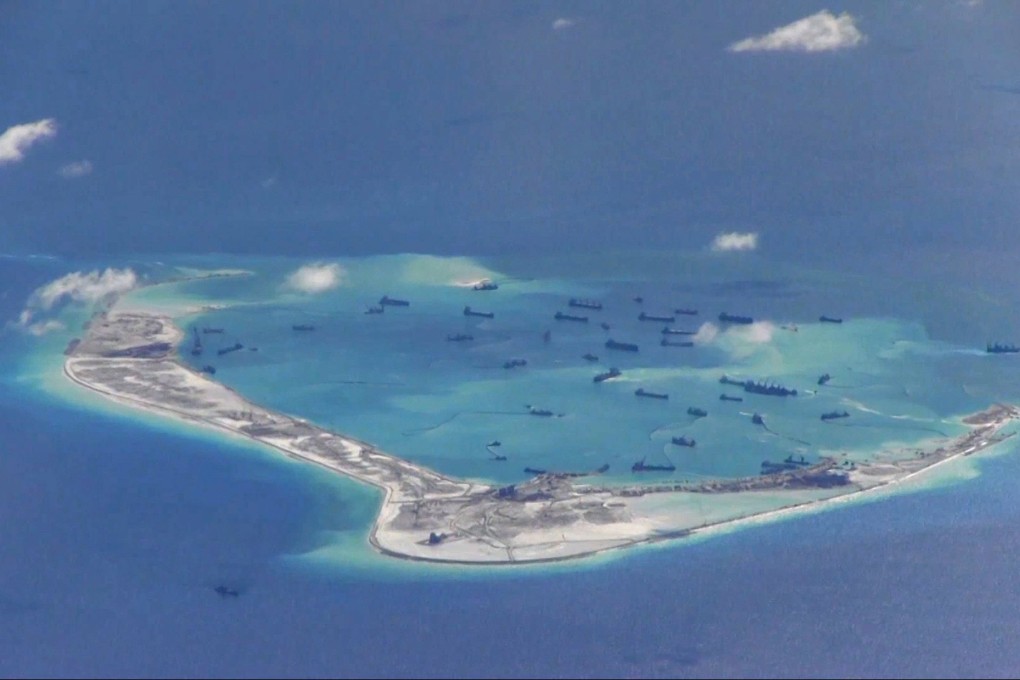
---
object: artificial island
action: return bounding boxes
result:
[63,301,1019,565]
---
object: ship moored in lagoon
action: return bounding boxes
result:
[719,394,743,402]
[379,295,410,307]
[632,456,676,472]
[639,312,675,323]
[817,373,832,386]
[217,343,244,356]
[463,306,495,319]
[568,298,602,310]
[821,410,850,421]
[687,407,707,417]
[593,367,622,383]
[674,308,698,316]
[987,342,1020,354]
[635,388,668,400]
[744,380,797,397]
[661,338,694,347]
[605,339,639,352]
[671,436,695,447]
[554,311,588,323]
[819,315,843,324]
[581,353,599,362]
[662,327,696,336]
[718,312,753,325]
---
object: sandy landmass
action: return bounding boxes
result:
[62,309,1019,565]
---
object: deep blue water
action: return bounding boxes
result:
[3,1,1020,676]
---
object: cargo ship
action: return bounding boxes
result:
[569,298,602,310]
[292,324,316,331]
[821,410,850,421]
[364,305,384,314]
[719,394,743,402]
[593,367,622,383]
[660,338,694,347]
[464,306,495,319]
[819,315,843,324]
[751,413,765,426]
[987,342,1020,354]
[582,353,599,362]
[639,312,675,323]
[674,308,698,316]
[718,312,753,324]
[817,373,831,386]
[687,407,707,417]
[554,311,589,323]
[217,343,244,356]
[605,339,639,352]
[503,358,527,369]
[719,375,747,387]
[744,380,797,397]
[635,388,668,400]
[201,365,216,375]
[527,406,554,417]
[600,322,611,331]
[446,333,473,342]
[524,467,547,475]
[379,295,410,307]
[190,327,202,356]
[671,436,695,447]
[632,457,676,472]
[662,327,696,335]
[473,280,498,291]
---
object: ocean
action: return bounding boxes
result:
[3,1,1020,676]
[3,251,1020,677]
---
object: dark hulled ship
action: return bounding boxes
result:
[605,339,639,352]
[718,312,753,325]
[635,388,669,400]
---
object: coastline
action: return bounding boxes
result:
[61,308,1020,566]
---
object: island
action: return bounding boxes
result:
[64,309,1019,565]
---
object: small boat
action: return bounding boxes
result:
[365,305,384,314]
[582,353,599,362]
[671,436,695,447]
[687,407,707,417]
[473,280,498,291]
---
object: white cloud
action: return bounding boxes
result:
[711,232,759,252]
[59,160,93,178]
[284,262,345,294]
[552,17,575,31]
[728,10,865,53]
[0,118,58,166]
[693,322,720,345]
[734,321,775,344]
[25,319,65,336]
[30,268,138,311]
[17,268,139,333]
